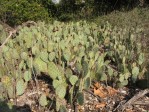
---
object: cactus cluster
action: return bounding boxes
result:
[0,21,145,110]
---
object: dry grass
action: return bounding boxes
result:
[94,7,149,28]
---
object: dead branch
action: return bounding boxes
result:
[0,30,16,53]
[119,89,149,111]
[134,100,149,105]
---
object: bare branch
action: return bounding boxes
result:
[0,30,16,53]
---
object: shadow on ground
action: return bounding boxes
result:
[0,100,31,112]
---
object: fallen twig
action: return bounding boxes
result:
[0,30,16,53]
[117,89,149,111]
[83,89,104,102]
[134,100,149,105]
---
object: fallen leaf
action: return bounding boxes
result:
[125,109,135,112]
[94,82,101,88]
[78,105,84,112]
[95,102,106,109]
[94,88,107,98]
[107,86,118,96]
[93,82,117,98]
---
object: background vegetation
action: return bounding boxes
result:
[0,0,148,26]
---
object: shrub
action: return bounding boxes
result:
[0,0,49,26]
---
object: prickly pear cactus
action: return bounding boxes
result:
[0,21,145,110]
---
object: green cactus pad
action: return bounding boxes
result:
[77,92,84,105]
[69,75,78,85]
[48,62,61,79]
[39,93,48,107]
[16,79,26,96]
[84,77,91,89]
[34,58,47,73]
[55,84,66,99]
[24,70,32,82]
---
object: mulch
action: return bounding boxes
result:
[11,78,149,112]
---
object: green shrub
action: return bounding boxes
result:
[0,0,49,26]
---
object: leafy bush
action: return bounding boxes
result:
[0,0,49,26]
